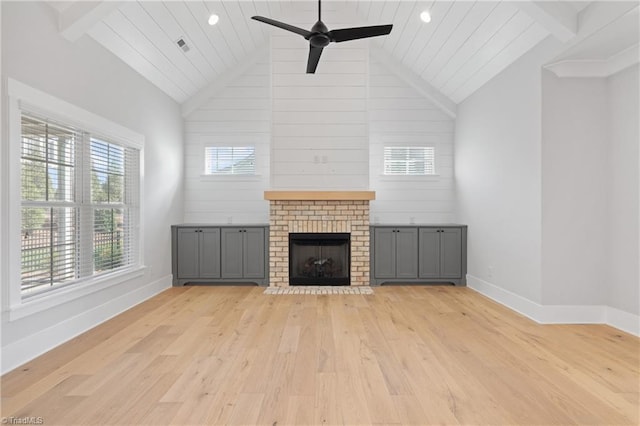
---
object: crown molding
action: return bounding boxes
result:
[545,44,639,78]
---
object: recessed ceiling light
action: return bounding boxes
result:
[420,10,431,23]
[208,14,219,26]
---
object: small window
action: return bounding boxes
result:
[383,146,435,176]
[204,146,255,175]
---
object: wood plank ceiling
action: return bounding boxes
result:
[51,1,593,105]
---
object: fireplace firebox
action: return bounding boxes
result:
[289,233,350,286]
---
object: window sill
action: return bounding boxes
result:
[378,175,441,182]
[8,266,146,322]
[199,174,263,182]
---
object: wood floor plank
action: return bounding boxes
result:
[2,285,638,425]
[285,395,315,425]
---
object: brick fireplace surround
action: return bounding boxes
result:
[264,191,375,287]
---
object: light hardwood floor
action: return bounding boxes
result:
[2,286,638,425]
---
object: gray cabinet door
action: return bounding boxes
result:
[373,228,396,278]
[395,228,418,279]
[221,228,244,278]
[440,228,462,278]
[243,228,265,278]
[177,228,199,278]
[418,228,440,278]
[199,228,221,278]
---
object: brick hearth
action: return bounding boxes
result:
[265,192,374,287]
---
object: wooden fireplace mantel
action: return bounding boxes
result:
[264,191,376,201]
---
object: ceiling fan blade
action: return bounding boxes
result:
[328,24,393,43]
[251,16,311,38]
[307,46,324,74]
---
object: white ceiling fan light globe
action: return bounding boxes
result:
[208,14,219,26]
[420,10,432,23]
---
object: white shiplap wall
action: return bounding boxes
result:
[183,33,456,223]
[270,5,370,189]
[369,58,456,224]
[183,58,271,224]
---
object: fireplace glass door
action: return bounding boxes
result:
[289,233,350,285]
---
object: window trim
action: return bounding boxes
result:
[7,79,145,318]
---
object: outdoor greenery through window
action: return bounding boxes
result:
[383,146,436,176]
[204,146,255,175]
[20,113,140,296]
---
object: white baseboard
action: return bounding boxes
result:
[467,274,639,336]
[606,306,640,336]
[1,275,171,374]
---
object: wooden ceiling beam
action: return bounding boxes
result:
[515,0,577,43]
[59,1,124,42]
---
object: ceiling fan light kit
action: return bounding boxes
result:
[252,0,393,74]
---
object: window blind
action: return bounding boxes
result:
[89,138,139,274]
[204,146,255,175]
[20,113,140,296]
[21,116,79,293]
[383,146,435,176]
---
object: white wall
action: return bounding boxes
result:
[1,2,183,373]
[270,6,369,190]
[607,64,639,316]
[369,58,455,224]
[455,37,562,303]
[456,28,638,329]
[539,66,638,316]
[541,72,609,306]
[183,59,271,224]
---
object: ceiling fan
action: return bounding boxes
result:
[252,0,393,74]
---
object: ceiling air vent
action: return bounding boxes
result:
[176,38,190,53]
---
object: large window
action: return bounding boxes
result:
[383,146,436,176]
[20,113,140,296]
[204,146,255,175]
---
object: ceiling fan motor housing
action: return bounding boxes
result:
[309,21,330,47]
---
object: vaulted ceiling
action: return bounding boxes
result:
[49,1,639,110]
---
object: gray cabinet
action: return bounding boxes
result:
[419,228,462,279]
[371,225,467,286]
[176,227,220,279]
[221,227,266,279]
[373,227,418,279]
[172,225,268,286]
